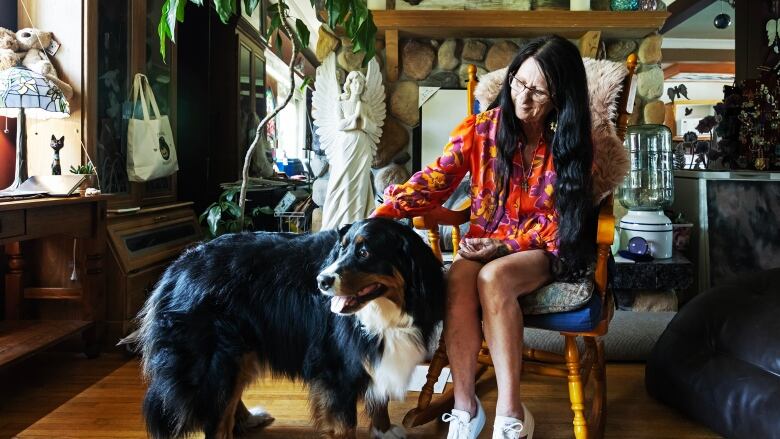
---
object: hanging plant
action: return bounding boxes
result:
[158,0,377,229]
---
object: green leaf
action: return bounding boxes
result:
[243,0,260,15]
[226,202,242,218]
[300,76,313,91]
[275,32,283,52]
[327,0,338,29]
[166,0,181,44]
[270,14,282,31]
[206,205,223,237]
[176,0,187,21]
[295,19,310,49]
[158,0,171,59]
[222,187,240,203]
[252,206,274,216]
[199,202,218,224]
[213,0,236,23]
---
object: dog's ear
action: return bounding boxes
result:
[337,223,352,239]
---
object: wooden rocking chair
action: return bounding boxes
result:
[402,54,638,439]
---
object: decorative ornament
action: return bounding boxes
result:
[767,17,780,53]
[714,13,732,29]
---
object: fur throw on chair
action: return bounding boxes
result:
[473,58,631,205]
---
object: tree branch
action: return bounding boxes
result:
[238,0,300,228]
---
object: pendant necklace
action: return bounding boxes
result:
[519,142,535,192]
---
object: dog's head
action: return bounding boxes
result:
[317,218,444,327]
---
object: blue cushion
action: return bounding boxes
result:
[524,293,603,332]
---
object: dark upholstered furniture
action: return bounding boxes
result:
[646,268,780,439]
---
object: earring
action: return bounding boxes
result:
[549,120,558,133]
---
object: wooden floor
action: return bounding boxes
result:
[0,352,722,439]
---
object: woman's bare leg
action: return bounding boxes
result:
[477,249,552,418]
[445,255,484,416]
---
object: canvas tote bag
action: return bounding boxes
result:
[127,73,178,182]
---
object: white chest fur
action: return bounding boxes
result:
[357,298,426,402]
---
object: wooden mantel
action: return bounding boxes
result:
[374,9,670,81]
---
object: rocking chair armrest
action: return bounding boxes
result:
[596,198,616,247]
[412,206,470,231]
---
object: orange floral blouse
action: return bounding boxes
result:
[373,107,560,255]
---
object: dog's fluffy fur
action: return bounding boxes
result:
[136,218,444,439]
[474,58,630,204]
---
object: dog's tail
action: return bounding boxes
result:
[140,312,244,438]
[139,280,243,438]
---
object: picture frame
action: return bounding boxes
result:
[671,99,719,140]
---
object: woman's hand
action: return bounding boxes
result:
[458,238,511,263]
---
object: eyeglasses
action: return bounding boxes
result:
[508,76,551,103]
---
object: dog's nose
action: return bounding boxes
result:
[317,273,335,291]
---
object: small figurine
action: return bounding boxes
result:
[50,134,64,175]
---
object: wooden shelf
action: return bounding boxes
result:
[24,287,83,300]
[0,320,92,368]
[673,135,711,141]
[372,10,670,39]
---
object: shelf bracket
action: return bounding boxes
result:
[386,29,399,82]
[578,30,601,58]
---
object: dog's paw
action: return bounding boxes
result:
[243,406,275,429]
[371,424,406,439]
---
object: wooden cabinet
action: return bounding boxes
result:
[0,196,107,367]
[105,202,201,343]
[89,0,178,209]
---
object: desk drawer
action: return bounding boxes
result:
[0,210,25,239]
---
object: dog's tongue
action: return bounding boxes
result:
[330,296,349,313]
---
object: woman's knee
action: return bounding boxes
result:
[476,264,516,312]
[446,259,481,316]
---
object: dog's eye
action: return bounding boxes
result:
[358,248,369,258]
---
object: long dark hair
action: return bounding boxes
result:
[487,35,595,278]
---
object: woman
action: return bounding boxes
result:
[372,36,595,439]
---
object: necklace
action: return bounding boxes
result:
[519,140,536,192]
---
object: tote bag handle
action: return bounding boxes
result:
[132,73,162,121]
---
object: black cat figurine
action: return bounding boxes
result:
[50,135,64,175]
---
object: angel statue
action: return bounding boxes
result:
[313,52,385,230]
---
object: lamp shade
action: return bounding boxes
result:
[0,66,70,119]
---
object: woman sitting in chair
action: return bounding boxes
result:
[372,35,596,439]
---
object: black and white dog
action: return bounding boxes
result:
[136,218,444,439]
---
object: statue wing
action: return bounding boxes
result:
[312,53,342,158]
[362,56,386,146]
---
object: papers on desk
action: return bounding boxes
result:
[0,188,47,199]
[0,175,85,199]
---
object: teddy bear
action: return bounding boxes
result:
[15,27,73,99]
[0,27,20,71]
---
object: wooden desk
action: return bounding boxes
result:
[0,196,107,368]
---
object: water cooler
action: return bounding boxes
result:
[617,124,675,259]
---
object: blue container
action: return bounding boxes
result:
[276,158,305,177]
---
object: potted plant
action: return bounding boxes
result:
[199,187,272,239]
[69,163,98,195]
